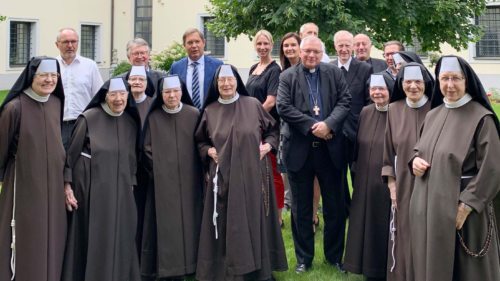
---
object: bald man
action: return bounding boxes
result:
[353,34,387,73]
[299,23,330,63]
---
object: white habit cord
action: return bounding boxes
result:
[212,165,220,239]
[390,204,396,272]
[10,158,17,280]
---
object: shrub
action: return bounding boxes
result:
[151,42,187,73]
[112,61,132,77]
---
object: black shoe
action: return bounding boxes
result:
[333,262,347,274]
[295,263,311,274]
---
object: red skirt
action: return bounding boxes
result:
[269,152,284,209]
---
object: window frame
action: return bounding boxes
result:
[8,18,37,69]
[473,4,500,59]
[134,0,152,46]
[199,15,226,59]
[80,23,102,63]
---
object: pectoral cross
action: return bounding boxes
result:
[313,105,320,116]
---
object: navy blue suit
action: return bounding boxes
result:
[169,55,223,106]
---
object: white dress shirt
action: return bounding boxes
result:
[337,57,352,71]
[57,55,103,121]
[186,55,205,107]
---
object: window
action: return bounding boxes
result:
[135,0,152,45]
[9,21,34,67]
[81,25,99,61]
[475,5,500,58]
[272,40,281,57]
[202,17,225,58]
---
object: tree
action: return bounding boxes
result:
[207,0,486,52]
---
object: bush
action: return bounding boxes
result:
[487,88,500,103]
[151,42,187,73]
[112,61,132,77]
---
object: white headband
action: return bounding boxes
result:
[403,66,424,81]
[218,65,235,78]
[370,74,387,88]
[393,53,406,65]
[439,57,462,74]
[129,65,147,77]
[163,76,181,90]
[109,78,127,92]
[36,59,57,73]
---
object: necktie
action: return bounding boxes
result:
[191,61,201,109]
[341,66,348,76]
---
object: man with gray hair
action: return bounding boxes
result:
[125,38,165,93]
[299,22,330,63]
[55,27,103,149]
[353,33,387,72]
[277,35,351,274]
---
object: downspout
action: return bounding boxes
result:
[110,0,115,71]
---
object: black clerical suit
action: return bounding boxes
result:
[363,57,386,73]
[277,62,351,266]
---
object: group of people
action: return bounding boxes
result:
[0,22,498,281]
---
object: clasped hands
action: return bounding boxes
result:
[64,182,78,211]
[208,143,272,163]
[311,121,333,140]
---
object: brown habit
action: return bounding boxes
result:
[136,96,153,126]
[344,104,391,278]
[0,94,66,281]
[194,96,287,281]
[382,99,430,281]
[62,106,140,281]
[140,104,203,278]
[410,101,500,281]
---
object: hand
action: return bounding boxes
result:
[388,177,397,208]
[64,182,78,211]
[456,202,472,230]
[208,147,218,163]
[412,157,430,177]
[311,122,332,139]
[259,143,272,160]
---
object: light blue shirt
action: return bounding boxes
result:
[187,55,205,106]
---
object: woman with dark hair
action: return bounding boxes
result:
[410,55,500,281]
[140,75,202,280]
[0,57,66,281]
[344,74,394,281]
[382,62,437,281]
[195,64,287,281]
[62,77,141,281]
[279,32,301,70]
[246,29,285,227]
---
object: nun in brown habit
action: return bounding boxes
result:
[195,64,287,281]
[410,55,500,281]
[125,65,155,126]
[381,62,437,281]
[0,57,66,281]
[62,77,141,281]
[344,74,393,281]
[140,75,202,280]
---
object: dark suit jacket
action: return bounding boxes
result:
[333,58,373,142]
[169,55,224,101]
[277,63,351,171]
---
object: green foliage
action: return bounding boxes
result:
[0,90,8,103]
[208,0,487,52]
[0,15,6,22]
[112,61,132,77]
[151,42,187,73]
[487,88,500,103]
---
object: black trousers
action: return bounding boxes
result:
[288,141,347,265]
[62,120,76,150]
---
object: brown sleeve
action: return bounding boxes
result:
[459,115,500,213]
[194,112,212,164]
[0,100,20,181]
[64,117,88,183]
[382,107,396,181]
[260,104,279,150]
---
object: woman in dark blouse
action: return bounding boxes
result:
[246,29,285,226]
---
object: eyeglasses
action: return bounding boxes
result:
[59,40,78,45]
[403,80,424,86]
[217,77,236,84]
[36,72,59,80]
[131,51,148,57]
[383,52,396,58]
[439,76,465,83]
[301,49,322,55]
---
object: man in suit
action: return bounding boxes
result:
[333,31,373,162]
[381,40,405,92]
[353,33,387,73]
[169,28,223,110]
[125,38,165,94]
[277,36,351,274]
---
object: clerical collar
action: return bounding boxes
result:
[406,95,428,109]
[444,93,473,109]
[162,102,183,114]
[303,65,319,74]
[101,102,124,116]
[134,93,147,103]
[376,104,389,112]
[24,87,50,102]
[218,93,240,104]
[337,57,352,71]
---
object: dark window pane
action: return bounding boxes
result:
[135,0,152,46]
[272,40,280,57]
[476,7,500,58]
[81,25,96,60]
[9,21,31,67]
[203,17,225,57]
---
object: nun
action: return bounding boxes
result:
[344,74,393,281]
[410,56,500,281]
[0,57,66,281]
[126,65,155,125]
[194,64,287,281]
[62,77,141,281]
[381,63,436,281]
[140,75,203,280]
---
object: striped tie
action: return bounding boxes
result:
[191,61,201,109]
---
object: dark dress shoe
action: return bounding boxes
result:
[295,263,310,274]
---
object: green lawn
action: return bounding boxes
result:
[0,90,7,102]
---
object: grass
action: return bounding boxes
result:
[0,90,7,102]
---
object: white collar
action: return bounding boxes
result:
[188,55,205,67]
[338,57,352,71]
[406,95,428,109]
[24,87,50,102]
[444,93,473,109]
[101,102,124,116]
[57,55,81,66]
[134,93,147,103]
[376,103,389,112]
[218,93,240,104]
[162,102,183,114]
